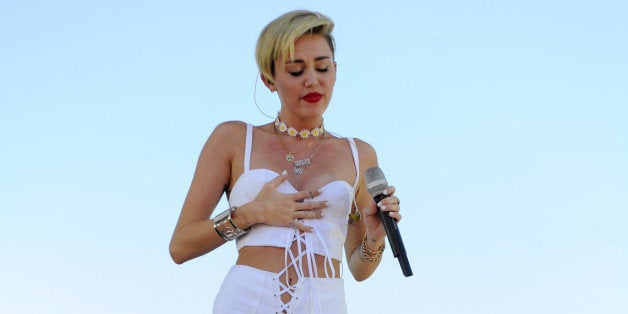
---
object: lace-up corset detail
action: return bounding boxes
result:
[228,123,359,313]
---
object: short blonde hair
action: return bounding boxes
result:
[256,10,335,83]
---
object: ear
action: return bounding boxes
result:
[260,73,276,92]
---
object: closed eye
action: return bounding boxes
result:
[289,68,329,76]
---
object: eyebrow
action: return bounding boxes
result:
[285,56,331,64]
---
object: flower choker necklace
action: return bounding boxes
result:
[274,117,324,139]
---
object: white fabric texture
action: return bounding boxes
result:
[213,265,347,314]
[216,123,359,313]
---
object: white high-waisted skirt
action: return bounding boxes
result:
[213,265,347,314]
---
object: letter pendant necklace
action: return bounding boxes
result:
[275,128,324,175]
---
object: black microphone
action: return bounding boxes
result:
[364,166,413,277]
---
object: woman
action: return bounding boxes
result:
[169,10,402,313]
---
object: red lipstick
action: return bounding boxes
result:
[303,92,323,103]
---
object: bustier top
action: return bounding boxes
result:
[229,123,360,262]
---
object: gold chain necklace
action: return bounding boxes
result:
[274,126,324,174]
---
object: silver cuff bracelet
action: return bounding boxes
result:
[213,206,249,241]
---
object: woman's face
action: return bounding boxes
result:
[272,34,336,122]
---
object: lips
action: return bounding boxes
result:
[303,92,323,103]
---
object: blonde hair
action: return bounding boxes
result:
[256,10,335,84]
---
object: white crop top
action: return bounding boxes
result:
[229,123,360,262]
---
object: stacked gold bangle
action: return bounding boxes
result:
[360,235,385,263]
[212,206,249,241]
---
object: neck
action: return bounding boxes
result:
[275,115,324,139]
[277,114,323,130]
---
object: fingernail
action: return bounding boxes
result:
[383,189,390,195]
[317,188,323,193]
[325,202,330,207]
[377,202,382,207]
[380,205,387,210]
[281,170,287,175]
[389,212,395,217]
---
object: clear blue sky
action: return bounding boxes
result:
[1,1,627,313]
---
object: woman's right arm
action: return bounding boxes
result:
[169,121,328,264]
[168,121,243,264]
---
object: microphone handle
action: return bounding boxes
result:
[374,194,413,277]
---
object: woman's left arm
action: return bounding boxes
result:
[345,140,402,281]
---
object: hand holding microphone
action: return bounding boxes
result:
[364,167,413,277]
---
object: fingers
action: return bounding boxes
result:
[387,211,402,222]
[287,205,324,232]
[293,208,323,219]
[291,188,321,202]
[296,201,328,213]
[377,187,402,222]
[377,196,400,209]
[289,219,314,232]
[378,186,400,207]
[267,172,321,202]
[383,186,396,197]
[267,169,289,188]
[261,174,329,228]
[378,204,401,221]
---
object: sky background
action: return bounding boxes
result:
[1,0,627,313]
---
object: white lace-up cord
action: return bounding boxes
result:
[277,220,335,313]
[278,231,303,313]
[308,221,335,312]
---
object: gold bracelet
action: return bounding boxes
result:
[212,206,249,241]
[360,235,385,263]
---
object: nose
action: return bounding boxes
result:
[304,69,319,87]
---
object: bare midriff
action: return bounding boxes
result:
[236,246,341,279]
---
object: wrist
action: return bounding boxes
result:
[364,234,385,250]
[212,206,250,241]
[229,203,257,229]
[360,234,385,263]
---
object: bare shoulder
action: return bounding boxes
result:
[351,137,378,169]
[199,120,247,161]
[210,120,247,141]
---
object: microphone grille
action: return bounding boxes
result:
[364,167,388,197]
